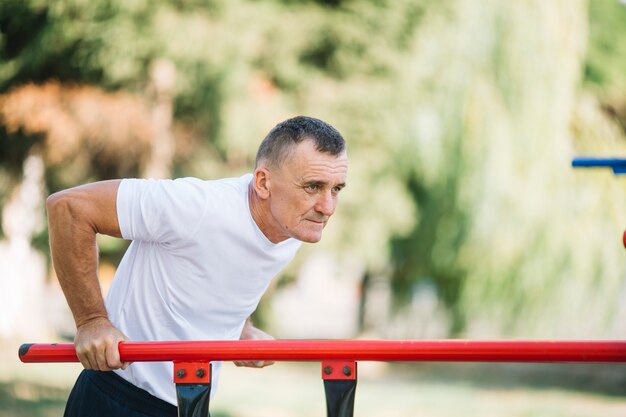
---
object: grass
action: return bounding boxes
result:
[0,380,67,417]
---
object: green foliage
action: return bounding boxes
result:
[391,0,626,338]
[584,0,626,92]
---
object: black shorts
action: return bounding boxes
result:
[64,369,177,417]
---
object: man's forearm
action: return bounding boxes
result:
[47,191,108,327]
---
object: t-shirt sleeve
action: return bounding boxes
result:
[117,178,207,245]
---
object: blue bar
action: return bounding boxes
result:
[571,157,626,175]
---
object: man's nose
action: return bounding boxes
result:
[315,191,335,216]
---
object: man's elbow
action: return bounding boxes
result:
[46,191,65,216]
[46,190,80,224]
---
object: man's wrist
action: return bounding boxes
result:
[76,314,110,329]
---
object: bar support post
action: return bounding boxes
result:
[174,361,212,417]
[322,361,357,417]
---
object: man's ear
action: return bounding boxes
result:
[253,168,271,199]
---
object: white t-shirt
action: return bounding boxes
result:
[107,174,302,405]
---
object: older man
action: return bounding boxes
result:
[47,116,348,416]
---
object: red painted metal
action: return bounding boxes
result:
[322,361,357,380]
[174,361,211,384]
[19,340,626,364]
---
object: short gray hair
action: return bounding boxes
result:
[255,116,346,168]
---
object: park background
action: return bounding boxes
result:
[1,0,626,416]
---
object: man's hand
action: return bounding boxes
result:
[234,318,275,368]
[75,317,129,371]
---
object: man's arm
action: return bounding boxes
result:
[234,317,275,368]
[47,180,128,371]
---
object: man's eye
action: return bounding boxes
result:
[306,184,319,191]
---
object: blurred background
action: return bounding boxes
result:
[2,0,626,415]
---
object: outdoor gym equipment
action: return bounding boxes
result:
[19,339,626,417]
[572,157,626,175]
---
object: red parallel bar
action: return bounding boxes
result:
[19,340,626,364]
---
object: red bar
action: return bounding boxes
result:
[19,340,626,364]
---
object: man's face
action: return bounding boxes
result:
[265,140,348,243]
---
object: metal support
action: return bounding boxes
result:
[174,361,212,417]
[322,361,357,417]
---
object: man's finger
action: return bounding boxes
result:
[95,345,110,371]
[77,351,93,370]
[76,343,94,370]
[105,342,122,369]
[233,360,275,368]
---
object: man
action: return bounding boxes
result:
[47,116,348,416]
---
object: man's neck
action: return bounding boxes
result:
[248,182,287,244]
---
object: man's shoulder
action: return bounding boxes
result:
[175,174,252,215]
[202,173,252,192]
[187,174,252,204]
[122,174,251,194]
